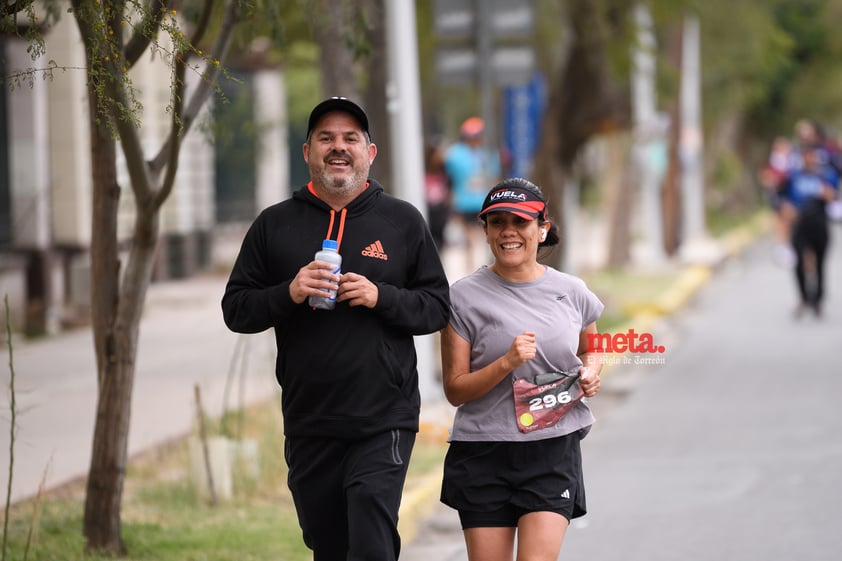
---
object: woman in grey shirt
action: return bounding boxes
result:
[440,177,604,561]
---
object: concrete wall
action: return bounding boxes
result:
[46,20,92,248]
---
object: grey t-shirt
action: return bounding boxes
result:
[448,266,604,442]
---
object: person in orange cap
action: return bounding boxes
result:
[445,117,502,273]
[460,116,485,138]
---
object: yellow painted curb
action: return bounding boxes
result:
[397,413,452,542]
[655,265,712,314]
[620,265,711,317]
[720,211,771,257]
[398,467,444,544]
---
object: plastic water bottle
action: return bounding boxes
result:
[308,239,342,310]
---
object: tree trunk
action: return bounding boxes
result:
[532,0,631,271]
[71,0,241,554]
[83,354,133,555]
[662,24,683,255]
[361,0,392,190]
[81,34,127,553]
[313,0,360,97]
[532,84,568,270]
[79,13,160,555]
[84,194,159,555]
[603,132,634,268]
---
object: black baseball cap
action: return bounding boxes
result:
[478,182,547,221]
[306,97,370,140]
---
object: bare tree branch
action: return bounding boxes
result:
[124,0,173,66]
[67,1,152,205]
[149,0,213,209]
[153,50,187,210]
[186,0,215,46]
[149,0,241,173]
[107,6,157,206]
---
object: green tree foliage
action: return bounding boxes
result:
[734,0,842,138]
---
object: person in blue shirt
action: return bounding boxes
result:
[445,117,502,272]
[780,146,840,317]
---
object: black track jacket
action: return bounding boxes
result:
[222,180,450,439]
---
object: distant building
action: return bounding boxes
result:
[0,12,287,336]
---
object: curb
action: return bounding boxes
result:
[620,265,712,318]
[720,211,771,258]
[618,211,770,320]
[397,416,451,540]
[398,466,444,543]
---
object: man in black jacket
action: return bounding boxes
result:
[222,97,450,561]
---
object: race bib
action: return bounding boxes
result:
[513,371,583,433]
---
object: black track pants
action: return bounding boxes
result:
[792,211,830,308]
[284,429,416,561]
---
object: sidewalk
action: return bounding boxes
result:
[0,274,278,506]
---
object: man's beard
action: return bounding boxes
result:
[315,165,367,197]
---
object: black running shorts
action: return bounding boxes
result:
[440,431,587,528]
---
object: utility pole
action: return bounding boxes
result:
[677,13,721,265]
[385,1,425,215]
[476,1,496,161]
[385,0,437,402]
[631,4,667,268]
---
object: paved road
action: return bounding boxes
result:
[402,225,842,561]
